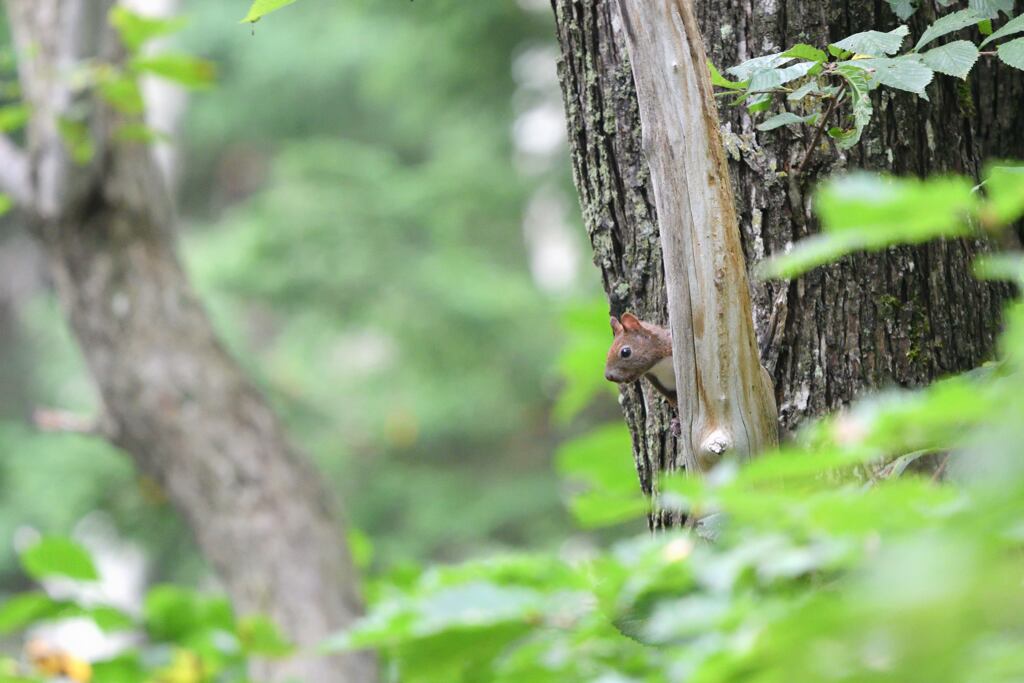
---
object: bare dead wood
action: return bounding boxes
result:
[613,0,778,472]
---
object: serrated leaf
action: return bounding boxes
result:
[20,537,98,582]
[241,0,299,23]
[727,53,790,81]
[996,37,1024,70]
[708,60,746,90]
[782,44,827,62]
[757,112,808,131]
[981,13,1024,47]
[854,56,934,95]
[109,7,187,53]
[833,25,909,57]
[887,0,918,20]
[748,61,818,90]
[921,40,979,78]
[968,0,1014,18]
[914,8,987,51]
[132,54,216,89]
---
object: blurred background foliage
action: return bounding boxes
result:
[0,0,623,594]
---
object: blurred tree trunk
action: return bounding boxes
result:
[1,2,376,682]
[551,0,1020,525]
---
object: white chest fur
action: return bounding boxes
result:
[648,357,676,391]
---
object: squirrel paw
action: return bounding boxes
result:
[670,417,681,437]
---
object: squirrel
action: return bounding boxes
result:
[605,313,679,423]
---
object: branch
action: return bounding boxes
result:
[0,134,31,206]
[32,407,102,436]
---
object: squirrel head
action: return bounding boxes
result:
[604,313,671,384]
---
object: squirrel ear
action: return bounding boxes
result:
[620,312,643,332]
[610,316,623,336]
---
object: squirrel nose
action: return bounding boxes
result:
[605,368,616,382]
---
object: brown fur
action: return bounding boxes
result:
[605,313,676,406]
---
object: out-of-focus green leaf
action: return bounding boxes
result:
[56,117,94,165]
[0,592,71,634]
[0,104,28,133]
[132,54,216,89]
[97,75,145,115]
[981,164,1024,225]
[761,173,976,277]
[241,0,300,23]
[237,615,294,657]
[109,7,187,53]
[143,585,233,642]
[20,537,98,582]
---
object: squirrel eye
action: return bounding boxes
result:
[620,346,632,359]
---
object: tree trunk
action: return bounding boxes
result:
[2,2,376,682]
[551,0,1019,522]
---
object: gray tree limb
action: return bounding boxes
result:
[4,1,376,681]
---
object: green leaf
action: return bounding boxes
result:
[747,94,772,113]
[914,8,987,51]
[887,0,918,20]
[0,194,12,218]
[241,0,300,23]
[237,615,294,657]
[968,0,1014,18]
[556,423,646,527]
[834,64,873,149]
[90,655,146,683]
[749,61,818,91]
[832,25,909,56]
[20,537,98,582]
[761,173,977,278]
[708,61,747,90]
[782,44,827,62]
[981,164,1024,226]
[0,104,28,133]
[56,117,94,165]
[787,81,822,101]
[727,53,790,81]
[978,19,994,36]
[86,605,136,633]
[132,54,216,89]
[980,13,1024,46]
[97,75,145,115]
[756,112,808,131]
[853,56,934,95]
[109,7,187,53]
[0,592,69,634]
[996,36,1024,70]
[920,40,979,78]
[144,585,234,642]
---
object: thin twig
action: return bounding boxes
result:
[795,94,840,177]
[32,407,100,436]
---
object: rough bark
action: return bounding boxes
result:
[615,0,778,473]
[552,0,1018,522]
[3,2,376,682]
